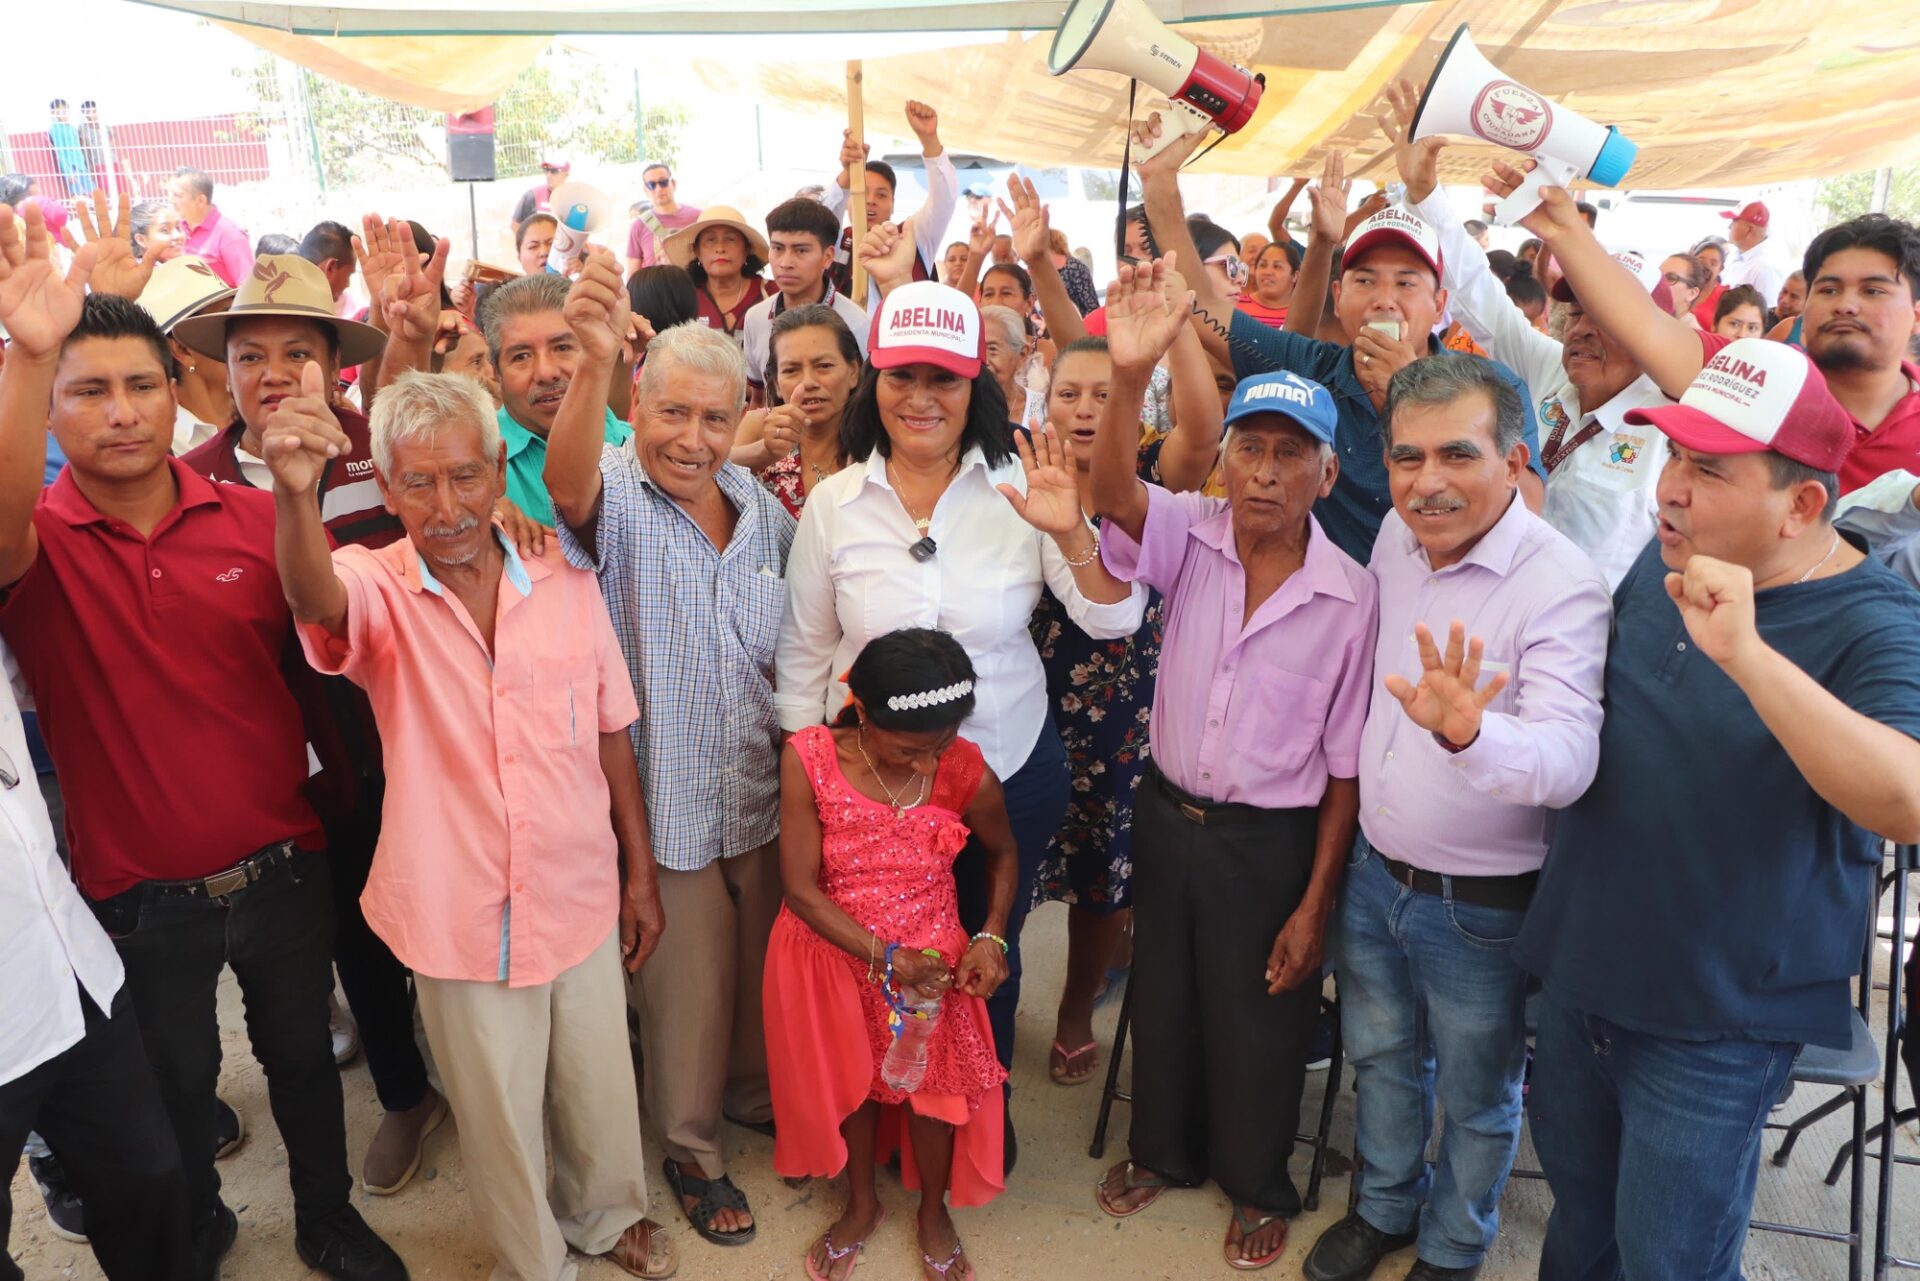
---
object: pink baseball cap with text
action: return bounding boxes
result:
[1625,337,1853,472]
[868,280,984,379]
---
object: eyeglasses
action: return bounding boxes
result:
[1662,272,1690,286]
[1207,253,1248,286]
[0,745,17,791]
[645,178,674,190]
[540,165,566,174]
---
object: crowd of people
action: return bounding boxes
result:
[4,75,1920,1281]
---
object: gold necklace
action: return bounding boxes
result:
[856,727,927,817]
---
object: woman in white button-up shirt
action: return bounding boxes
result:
[777,280,1146,1144]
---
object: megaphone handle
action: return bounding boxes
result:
[1494,158,1578,227]
[1135,101,1214,165]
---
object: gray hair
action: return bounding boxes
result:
[635,321,749,415]
[980,305,1029,356]
[481,272,572,369]
[1382,354,1525,455]
[369,370,501,477]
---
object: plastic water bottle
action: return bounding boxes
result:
[881,988,942,1093]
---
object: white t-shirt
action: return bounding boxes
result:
[740,284,869,389]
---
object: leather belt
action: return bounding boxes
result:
[1377,852,1537,911]
[146,841,303,902]
[1151,766,1270,828]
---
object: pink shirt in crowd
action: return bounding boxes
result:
[1100,485,1378,809]
[298,530,639,988]
[182,205,254,288]
[626,203,702,267]
[1358,494,1611,877]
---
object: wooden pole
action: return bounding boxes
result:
[847,61,868,304]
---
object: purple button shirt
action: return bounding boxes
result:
[1101,485,1377,809]
[1360,493,1611,876]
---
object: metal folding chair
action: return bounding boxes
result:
[1089,976,1346,1212]
[1749,889,1883,1281]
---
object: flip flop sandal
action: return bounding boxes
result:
[1094,1161,1175,1218]
[1224,1205,1288,1272]
[1049,1039,1101,1085]
[805,1205,886,1281]
[662,1157,757,1247]
[921,1238,976,1280]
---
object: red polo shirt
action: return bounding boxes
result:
[1697,331,1920,493]
[0,460,323,899]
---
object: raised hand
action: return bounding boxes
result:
[857,221,915,295]
[1130,110,1207,183]
[837,128,871,181]
[382,221,448,345]
[352,213,410,324]
[1664,555,1762,671]
[966,208,998,260]
[562,246,630,366]
[0,201,95,359]
[1305,151,1352,244]
[1102,254,1193,374]
[1482,158,1586,242]
[1000,175,1050,266]
[1377,77,1448,205]
[1383,620,1511,748]
[1344,190,1391,237]
[905,99,941,149]
[997,426,1087,536]
[263,361,351,495]
[72,188,157,300]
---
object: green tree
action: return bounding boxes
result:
[244,46,683,190]
[1816,167,1920,225]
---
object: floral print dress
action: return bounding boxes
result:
[1028,426,1169,912]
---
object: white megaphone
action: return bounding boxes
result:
[1048,0,1264,164]
[545,181,610,275]
[1410,24,1637,226]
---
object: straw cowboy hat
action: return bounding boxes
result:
[173,254,386,367]
[135,255,234,333]
[662,206,770,271]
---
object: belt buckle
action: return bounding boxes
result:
[1178,801,1207,826]
[200,866,251,899]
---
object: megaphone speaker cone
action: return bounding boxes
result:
[1049,0,1119,75]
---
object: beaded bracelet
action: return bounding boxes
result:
[970,931,1009,954]
[1060,532,1101,568]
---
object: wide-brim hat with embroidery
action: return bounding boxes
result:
[662,206,771,271]
[172,254,387,367]
[136,254,234,332]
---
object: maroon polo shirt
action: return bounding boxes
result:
[0,459,324,898]
[182,407,398,829]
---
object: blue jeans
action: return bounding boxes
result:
[1529,991,1799,1281]
[1331,837,1530,1270]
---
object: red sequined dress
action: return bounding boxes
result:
[763,724,1007,1206]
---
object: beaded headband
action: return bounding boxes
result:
[886,680,974,712]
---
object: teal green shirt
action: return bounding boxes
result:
[497,406,632,526]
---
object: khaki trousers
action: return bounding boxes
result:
[415,928,648,1281]
[628,840,781,1176]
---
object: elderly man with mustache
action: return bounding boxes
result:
[269,364,677,1281]
[1305,352,1610,1281]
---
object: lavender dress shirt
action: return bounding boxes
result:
[1101,485,1378,810]
[1359,494,1611,877]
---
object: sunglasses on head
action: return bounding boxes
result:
[645,177,673,190]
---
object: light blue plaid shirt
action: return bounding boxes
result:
[555,444,795,872]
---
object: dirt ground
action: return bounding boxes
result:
[9,899,1918,1280]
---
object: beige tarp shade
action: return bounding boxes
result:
[700,0,1920,187]
[174,0,1920,185]
[215,25,547,113]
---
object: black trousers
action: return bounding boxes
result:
[325,796,429,1114]
[0,983,190,1281]
[1126,773,1320,1215]
[98,850,352,1230]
